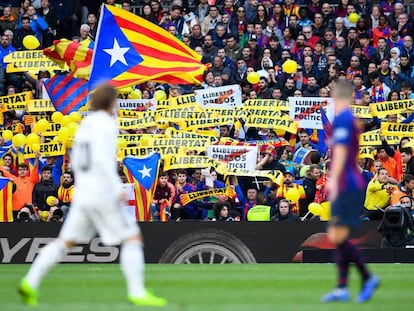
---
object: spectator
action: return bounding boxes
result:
[13,16,35,50]
[19,5,48,44]
[270,199,300,221]
[231,175,258,221]
[189,24,204,50]
[194,0,209,24]
[37,0,56,47]
[276,169,306,215]
[0,6,17,34]
[390,174,414,205]
[401,148,414,177]
[364,167,393,220]
[172,169,196,220]
[211,201,234,221]
[151,171,176,221]
[56,170,74,216]
[302,164,321,208]
[32,165,59,212]
[201,5,221,36]
[1,158,39,218]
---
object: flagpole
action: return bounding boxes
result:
[88,4,107,92]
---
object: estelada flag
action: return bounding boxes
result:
[89,4,206,91]
[122,153,161,221]
[0,177,13,222]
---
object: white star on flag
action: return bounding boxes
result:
[138,165,152,179]
[103,38,130,67]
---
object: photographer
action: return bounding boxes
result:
[15,206,38,223]
[364,168,394,220]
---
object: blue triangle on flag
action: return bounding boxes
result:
[89,5,144,90]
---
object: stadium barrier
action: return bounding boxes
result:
[1,222,413,264]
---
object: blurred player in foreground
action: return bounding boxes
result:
[19,84,167,307]
[322,80,379,303]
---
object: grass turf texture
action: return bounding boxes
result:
[1,264,413,311]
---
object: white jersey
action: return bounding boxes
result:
[61,110,138,245]
[70,111,122,206]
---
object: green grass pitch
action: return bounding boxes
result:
[1,264,414,311]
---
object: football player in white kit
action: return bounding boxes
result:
[19,84,167,307]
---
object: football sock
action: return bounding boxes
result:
[344,239,370,281]
[336,240,350,288]
[120,240,145,297]
[26,239,68,289]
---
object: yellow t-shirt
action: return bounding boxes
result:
[364,179,391,210]
[277,184,306,214]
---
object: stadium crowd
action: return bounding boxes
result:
[1,0,414,223]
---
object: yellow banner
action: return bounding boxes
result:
[167,129,219,143]
[350,105,371,119]
[245,116,297,134]
[243,99,289,111]
[242,107,286,119]
[23,114,52,125]
[185,117,234,130]
[157,108,217,122]
[222,168,284,186]
[168,94,198,106]
[163,156,216,171]
[4,50,62,73]
[180,187,236,205]
[381,122,414,137]
[117,109,158,118]
[41,122,62,136]
[359,129,402,146]
[144,137,212,152]
[26,100,56,113]
[118,134,163,143]
[117,116,156,129]
[359,146,376,160]
[209,107,247,118]
[0,92,31,111]
[371,99,414,117]
[156,96,199,110]
[121,146,180,158]
[24,142,66,158]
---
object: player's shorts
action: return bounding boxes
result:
[330,190,364,228]
[59,199,140,245]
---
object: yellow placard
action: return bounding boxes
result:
[185,117,234,130]
[163,156,216,171]
[24,142,66,158]
[350,105,372,119]
[381,122,414,137]
[359,146,376,160]
[145,137,211,152]
[4,50,61,73]
[0,92,31,111]
[121,146,180,158]
[26,100,56,113]
[245,116,297,134]
[359,129,401,146]
[371,99,414,118]
[222,168,284,186]
[117,116,157,129]
[117,109,157,118]
[243,99,290,111]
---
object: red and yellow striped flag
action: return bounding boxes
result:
[0,177,13,222]
[89,4,207,91]
[43,39,93,79]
